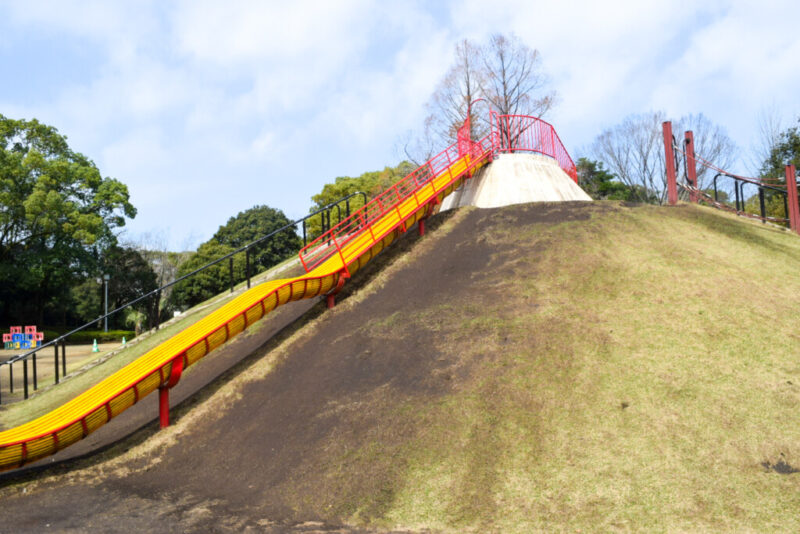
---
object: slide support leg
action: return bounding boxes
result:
[158,355,185,429]
[159,387,170,429]
[326,270,350,309]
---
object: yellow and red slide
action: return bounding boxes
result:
[0,134,494,472]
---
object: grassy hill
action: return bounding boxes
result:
[3,201,800,532]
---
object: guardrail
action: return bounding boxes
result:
[490,112,578,182]
[299,113,577,273]
[0,192,367,405]
[299,134,493,273]
[663,120,797,227]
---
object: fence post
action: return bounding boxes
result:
[662,122,678,205]
[155,289,162,330]
[246,248,251,289]
[684,130,698,203]
[229,256,234,293]
[23,358,28,400]
[32,351,37,390]
[61,339,67,377]
[786,164,799,234]
[713,174,719,202]
[8,362,13,394]
[54,342,60,384]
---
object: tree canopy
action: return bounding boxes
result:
[214,205,300,271]
[171,205,300,309]
[305,162,415,239]
[70,245,158,329]
[0,115,136,325]
[760,120,800,178]
[750,119,800,221]
[576,158,646,201]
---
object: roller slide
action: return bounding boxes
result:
[0,133,494,472]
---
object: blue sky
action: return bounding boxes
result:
[2,0,799,249]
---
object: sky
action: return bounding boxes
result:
[1,0,798,250]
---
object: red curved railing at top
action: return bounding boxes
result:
[298,113,577,274]
[490,112,578,182]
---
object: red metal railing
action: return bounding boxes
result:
[299,113,576,274]
[490,112,578,182]
[299,134,494,273]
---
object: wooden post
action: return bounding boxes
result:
[786,164,799,234]
[662,122,678,205]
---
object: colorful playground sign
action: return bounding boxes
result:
[2,326,44,350]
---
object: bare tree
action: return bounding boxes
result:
[674,113,736,188]
[426,39,486,145]
[480,33,555,119]
[406,33,556,157]
[397,120,438,166]
[592,111,666,203]
[591,111,736,204]
[128,229,189,326]
[748,104,784,176]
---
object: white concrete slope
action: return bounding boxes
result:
[440,152,591,211]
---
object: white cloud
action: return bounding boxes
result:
[3,0,800,248]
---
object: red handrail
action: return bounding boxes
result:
[299,133,494,273]
[299,113,576,273]
[490,113,577,183]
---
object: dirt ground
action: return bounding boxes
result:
[0,203,603,532]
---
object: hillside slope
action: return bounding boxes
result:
[3,201,800,533]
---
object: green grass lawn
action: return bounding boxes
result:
[376,203,800,531]
[257,202,800,532]
[8,201,800,531]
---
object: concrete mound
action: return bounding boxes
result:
[440,152,591,211]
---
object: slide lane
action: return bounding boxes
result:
[0,149,487,472]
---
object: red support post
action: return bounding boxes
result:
[158,355,184,429]
[662,122,678,205]
[684,130,698,203]
[159,387,170,428]
[418,218,425,236]
[325,270,349,309]
[786,164,799,235]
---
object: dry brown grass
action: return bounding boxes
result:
[305,202,800,532]
[8,201,800,532]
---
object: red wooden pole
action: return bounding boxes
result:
[684,130,698,203]
[662,122,678,205]
[786,164,799,235]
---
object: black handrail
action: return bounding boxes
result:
[0,191,368,403]
[301,192,367,246]
[708,172,791,223]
